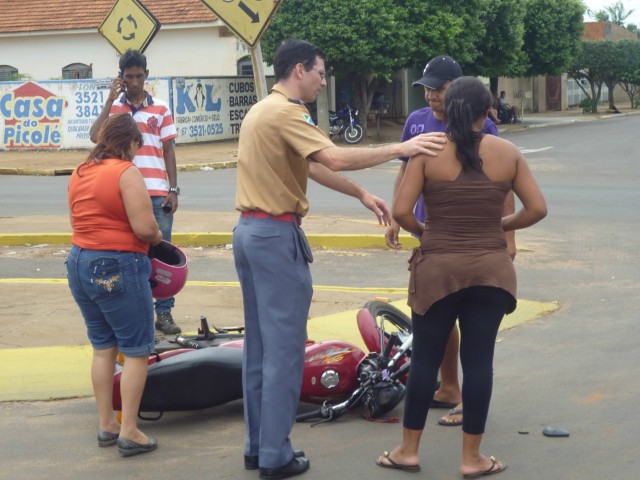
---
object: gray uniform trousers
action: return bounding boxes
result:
[232,215,313,468]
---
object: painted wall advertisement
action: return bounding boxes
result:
[172,77,256,143]
[0,76,255,150]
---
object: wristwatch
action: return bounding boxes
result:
[168,187,180,195]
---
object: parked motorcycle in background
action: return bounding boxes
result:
[329,105,365,144]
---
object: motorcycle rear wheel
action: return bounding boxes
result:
[342,124,364,144]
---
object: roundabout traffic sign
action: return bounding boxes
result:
[98,0,160,54]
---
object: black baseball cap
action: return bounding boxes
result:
[412,55,463,89]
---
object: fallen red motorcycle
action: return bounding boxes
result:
[112,300,413,423]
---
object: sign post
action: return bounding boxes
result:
[200,0,285,101]
[250,44,269,101]
[98,0,160,55]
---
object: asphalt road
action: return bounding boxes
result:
[1,115,639,479]
[2,115,639,220]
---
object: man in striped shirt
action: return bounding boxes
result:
[90,49,182,336]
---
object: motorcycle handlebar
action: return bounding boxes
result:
[296,384,369,423]
[175,336,209,350]
[296,407,331,422]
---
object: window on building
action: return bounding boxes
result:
[0,65,18,81]
[237,56,253,76]
[62,63,93,79]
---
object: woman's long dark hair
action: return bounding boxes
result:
[445,77,492,172]
[81,114,142,169]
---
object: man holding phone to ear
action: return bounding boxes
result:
[90,49,182,336]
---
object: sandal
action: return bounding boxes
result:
[438,408,463,427]
[462,456,507,478]
[376,451,421,473]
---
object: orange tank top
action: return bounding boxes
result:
[68,158,149,253]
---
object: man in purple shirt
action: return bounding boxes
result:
[387,55,499,245]
[386,55,514,428]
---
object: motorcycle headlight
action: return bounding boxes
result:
[320,370,340,389]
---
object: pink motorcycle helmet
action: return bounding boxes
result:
[148,240,188,299]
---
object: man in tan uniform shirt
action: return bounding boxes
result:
[232,39,446,480]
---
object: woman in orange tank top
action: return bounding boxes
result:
[67,114,163,457]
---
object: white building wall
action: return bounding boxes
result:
[1,31,113,80]
[0,22,273,80]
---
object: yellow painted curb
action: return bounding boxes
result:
[0,345,94,402]
[0,233,420,249]
[0,233,72,245]
[307,234,419,250]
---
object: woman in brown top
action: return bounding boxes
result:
[376,77,547,478]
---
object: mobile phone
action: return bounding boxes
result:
[118,71,126,92]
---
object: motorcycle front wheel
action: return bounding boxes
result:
[342,124,364,144]
[357,300,412,355]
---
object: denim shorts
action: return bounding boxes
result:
[66,246,155,357]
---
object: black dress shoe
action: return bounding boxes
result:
[117,436,158,457]
[259,457,310,480]
[245,449,305,470]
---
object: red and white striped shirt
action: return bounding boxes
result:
[110,93,178,196]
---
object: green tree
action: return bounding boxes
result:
[592,10,610,22]
[590,1,635,27]
[521,0,585,77]
[567,41,613,113]
[399,0,485,68]
[618,41,640,107]
[626,23,640,39]
[261,0,412,133]
[261,0,487,133]
[462,0,526,95]
[602,40,638,110]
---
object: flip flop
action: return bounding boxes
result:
[430,399,458,409]
[462,456,507,478]
[438,408,463,426]
[376,451,421,473]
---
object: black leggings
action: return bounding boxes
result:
[403,286,512,435]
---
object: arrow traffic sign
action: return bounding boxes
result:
[200,0,284,48]
[98,0,160,55]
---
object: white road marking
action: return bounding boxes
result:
[519,147,553,154]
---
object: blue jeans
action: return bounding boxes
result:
[151,196,174,314]
[66,246,155,357]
